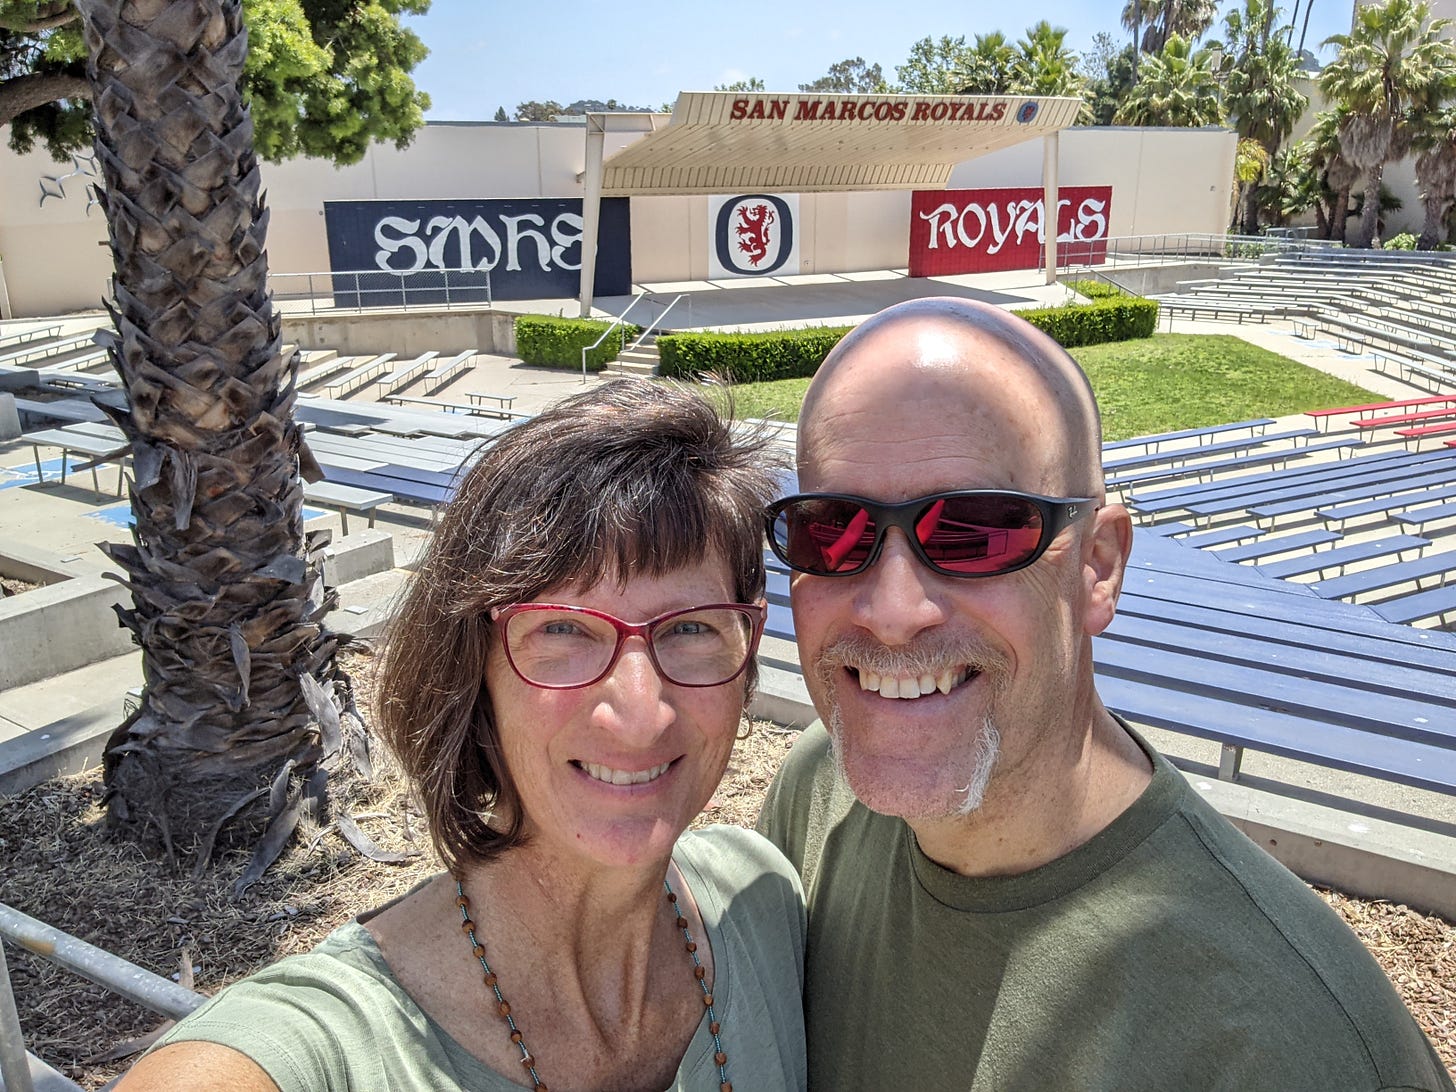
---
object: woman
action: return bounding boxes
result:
[120,380,806,1091]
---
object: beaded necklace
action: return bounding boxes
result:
[454,875,731,1092]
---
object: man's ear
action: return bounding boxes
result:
[1082,502,1133,637]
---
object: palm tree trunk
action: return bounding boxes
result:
[1335,184,1352,243]
[1242,182,1261,235]
[1297,0,1316,55]
[1419,194,1452,250]
[77,0,345,873]
[1357,164,1383,248]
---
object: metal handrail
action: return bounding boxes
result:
[0,902,204,1019]
[629,293,686,350]
[269,267,494,317]
[0,901,207,1092]
[581,291,648,383]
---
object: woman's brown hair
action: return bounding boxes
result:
[375,380,785,870]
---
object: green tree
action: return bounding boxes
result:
[799,56,885,93]
[1231,137,1272,232]
[1218,0,1308,154]
[714,76,765,92]
[894,34,973,93]
[513,99,563,121]
[1010,21,1087,104]
[1413,104,1456,247]
[1084,38,1139,124]
[957,31,1015,94]
[492,105,507,122]
[76,0,362,880]
[3,0,430,163]
[1259,141,1327,227]
[1122,0,1218,54]
[1319,0,1456,248]
[1113,34,1224,126]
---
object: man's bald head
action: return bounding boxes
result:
[799,297,1105,498]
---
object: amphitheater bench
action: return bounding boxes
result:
[0,324,61,349]
[1307,552,1456,601]
[465,391,517,413]
[1103,419,1274,456]
[1214,529,1341,563]
[1352,406,1456,433]
[1371,585,1456,626]
[303,481,393,535]
[1306,394,1456,432]
[1179,524,1265,549]
[1106,447,1312,491]
[25,426,129,494]
[1317,484,1456,528]
[1255,534,1429,580]
[296,354,357,390]
[1395,420,1456,448]
[1393,501,1456,534]
[0,333,94,367]
[12,397,108,425]
[1104,428,1316,474]
[423,351,475,395]
[1094,672,1456,793]
[377,351,439,397]
[323,353,396,398]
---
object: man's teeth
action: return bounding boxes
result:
[580,760,672,786]
[858,668,969,698]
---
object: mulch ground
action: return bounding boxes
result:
[0,575,42,597]
[1,648,1451,1087]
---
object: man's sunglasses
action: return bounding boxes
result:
[765,489,1097,578]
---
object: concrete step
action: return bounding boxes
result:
[604,359,658,377]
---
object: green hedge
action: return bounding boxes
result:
[655,298,1157,381]
[657,325,852,382]
[1019,296,1159,347]
[1065,277,1127,299]
[514,315,642,371]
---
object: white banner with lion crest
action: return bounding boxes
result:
[707,194,800,279]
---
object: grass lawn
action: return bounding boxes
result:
[720,334,1382,442]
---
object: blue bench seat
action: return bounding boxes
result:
[1214,529,1341,563]
[1394,501,1456,533]
[1317,484,1456,528]
[1255,534,1429,580]
[1371,586,1456,626]
[1308,552,1456,601]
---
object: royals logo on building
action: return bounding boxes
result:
[708,194,799,278]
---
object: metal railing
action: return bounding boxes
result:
[269,267,494,316]
[1057,231,1346,272]
[582,291,648,382]
[0,901,205,1092]
[628,293,686,351]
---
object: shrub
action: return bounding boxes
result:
[657,326,852,382]
[1018,296,1159,347]
[1382,232,1418,251]
[656,298,1157,381]
[514,315,641,371]
[1066,277,1127,299]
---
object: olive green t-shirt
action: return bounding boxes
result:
[156,825,807,1090]
[757,720,1453,1092]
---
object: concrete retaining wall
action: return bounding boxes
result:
[282,308,519,357]
[0,574,133,691]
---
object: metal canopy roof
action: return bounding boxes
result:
[598,91,1083,196]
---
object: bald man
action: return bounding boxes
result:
[757,298,1452,1091]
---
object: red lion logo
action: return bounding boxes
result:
[734,202,776,267]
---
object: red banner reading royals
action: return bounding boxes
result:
[909,186,1113,276]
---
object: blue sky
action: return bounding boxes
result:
[402,0,1354,121]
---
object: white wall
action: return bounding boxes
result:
[1,120,1237,317]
